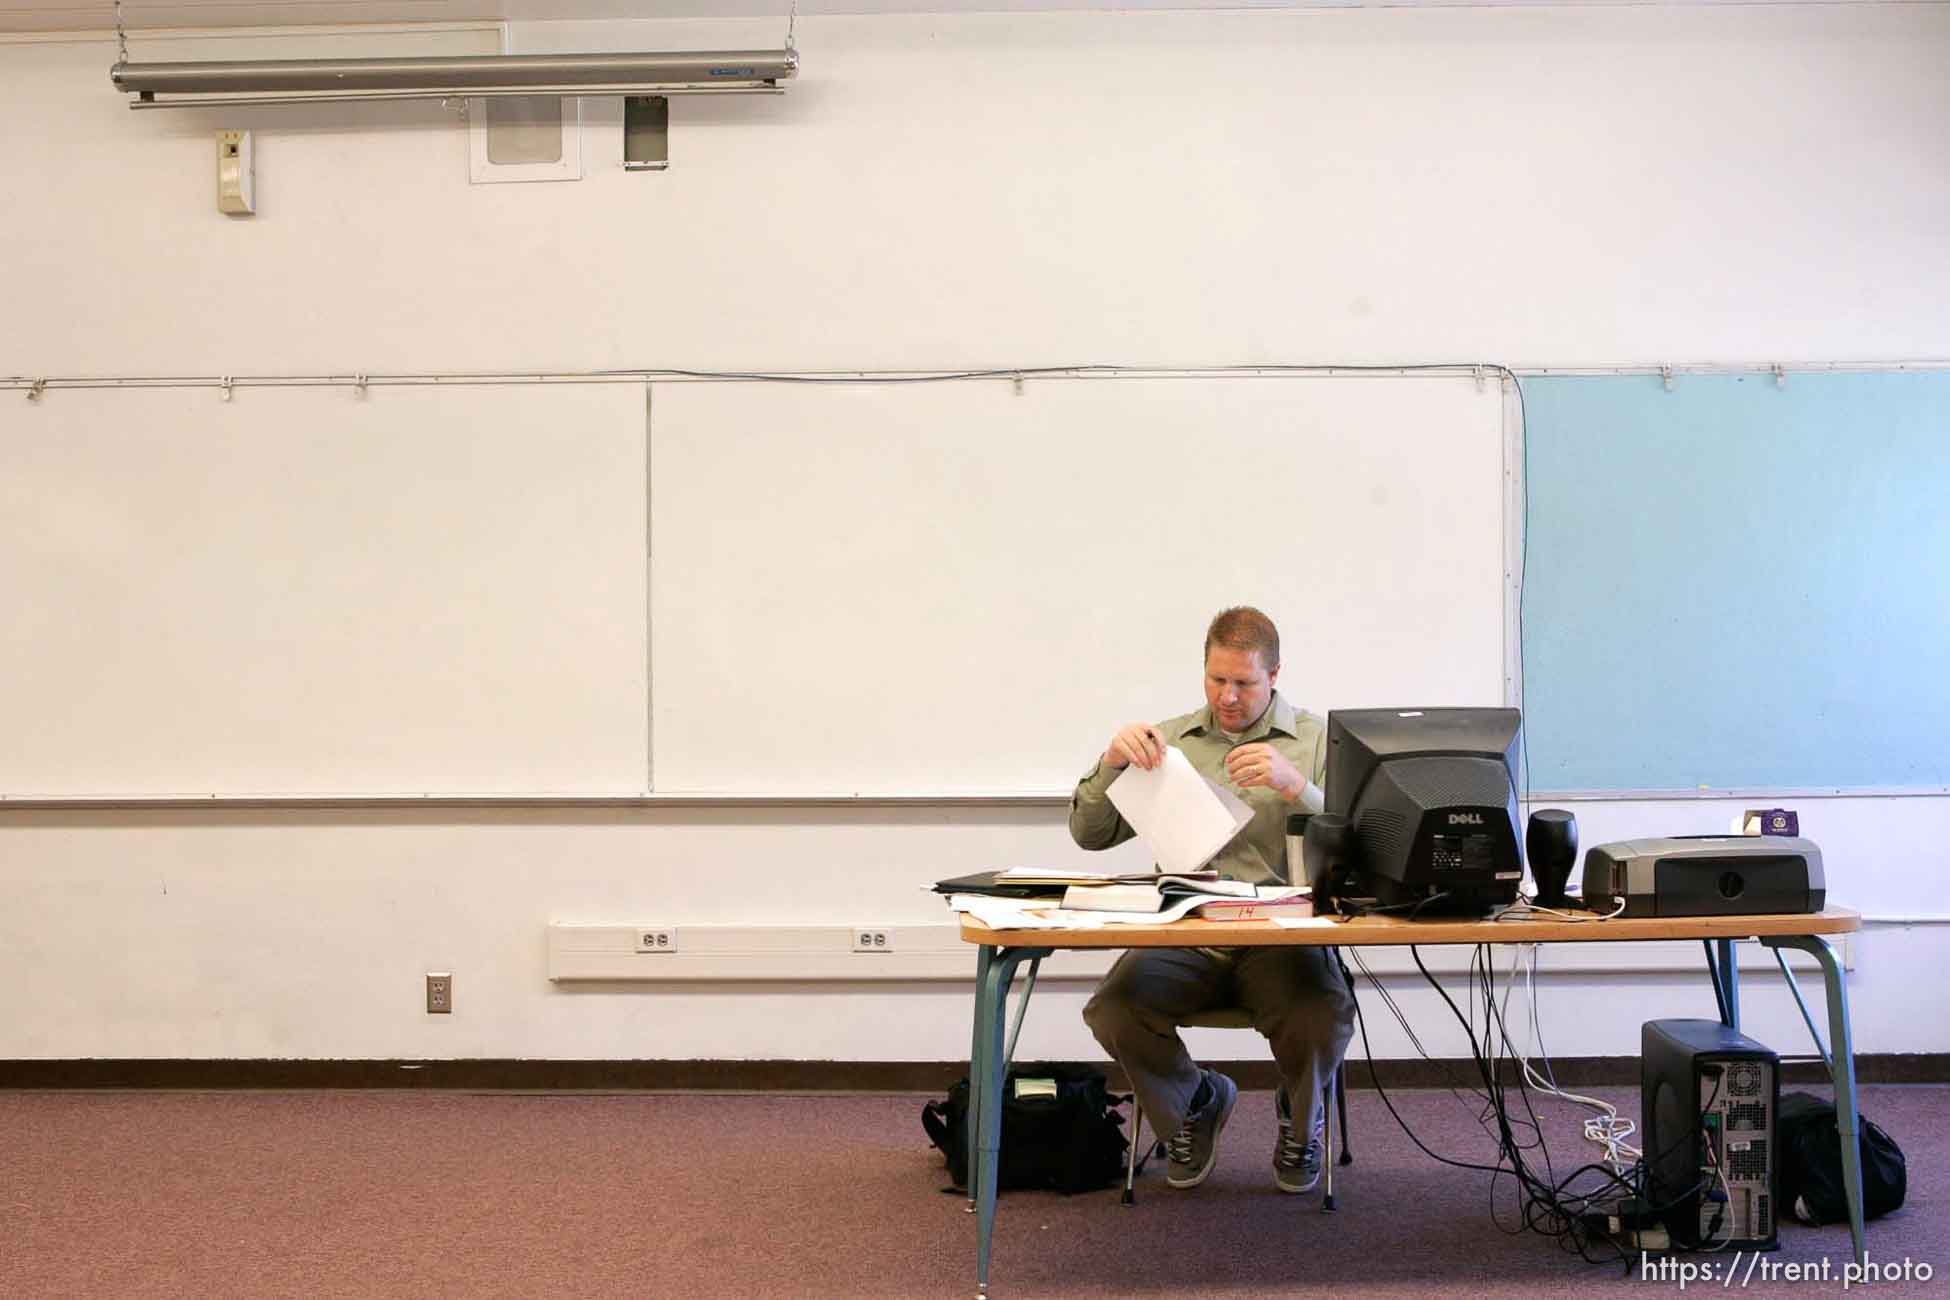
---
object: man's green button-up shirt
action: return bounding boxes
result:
[1067,691,1327,886]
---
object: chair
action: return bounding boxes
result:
[1120,1005,1353,1209]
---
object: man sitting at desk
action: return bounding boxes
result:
[1070,606,1355,1194]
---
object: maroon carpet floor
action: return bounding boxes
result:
[0,1084,1940,1298]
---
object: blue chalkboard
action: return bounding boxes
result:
[1520,371,1950,793]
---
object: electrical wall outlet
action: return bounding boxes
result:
[852,928,893,953]
[635,928,677,953]
[425,972,453,1014]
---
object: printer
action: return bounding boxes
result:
[1581,835,1826,917]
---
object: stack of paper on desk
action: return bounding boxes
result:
[949,895,1093,929]
[1105,747,1254,875]
[949,883,1311,929]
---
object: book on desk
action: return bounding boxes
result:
[932,866,1238,897]
[936,868,1312,922]
[1059,880,1311,918]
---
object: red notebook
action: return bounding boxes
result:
[1192,890,1314,921]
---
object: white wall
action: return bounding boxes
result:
[3,4,1948,1062]
[9,5,1950,374]
[1,797,1943,1062]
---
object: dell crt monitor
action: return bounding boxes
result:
[1323,707,1523,914]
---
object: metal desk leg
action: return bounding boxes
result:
[1716,937,1741,1030]
[966,944,993,1214]
[971,945,1051,1300]
[1761,934,1867,1269]
[965,946,1043,1215]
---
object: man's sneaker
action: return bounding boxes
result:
[1273,1087,1325,1194]
[1163,1069,1238,1189]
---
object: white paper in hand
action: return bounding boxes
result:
[1105,746,1254,876]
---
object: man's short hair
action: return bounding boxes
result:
[1204,606,1280,670]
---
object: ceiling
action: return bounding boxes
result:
[2,0,1905,37]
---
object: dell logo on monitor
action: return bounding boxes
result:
[1448,812,1485,826]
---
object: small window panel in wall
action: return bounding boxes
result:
[469,96,582,183]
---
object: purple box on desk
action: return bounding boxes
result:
[1749,808,1799,836]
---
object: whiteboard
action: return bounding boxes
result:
[0,385,648,796]
[649,375,1507,794]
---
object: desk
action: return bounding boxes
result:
[958,907,1864,1299]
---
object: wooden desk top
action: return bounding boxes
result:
[958,906,1860,949]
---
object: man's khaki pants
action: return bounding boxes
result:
[1083,944,1356,1146]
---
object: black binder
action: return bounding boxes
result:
[931,871,1066,899]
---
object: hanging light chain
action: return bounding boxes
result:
[114,0,129,65]
[786,0,798,50]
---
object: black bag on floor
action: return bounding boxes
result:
[1777,1092,1907,1225]
[921,1063,1130,1194]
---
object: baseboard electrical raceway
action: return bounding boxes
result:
[546,923,1855,983]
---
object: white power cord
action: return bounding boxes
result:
[1493,896,1628,923]
[1501,943,1641,1176]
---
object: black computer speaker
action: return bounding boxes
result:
[1526,808,1578,907]
[1303,813,1352,915]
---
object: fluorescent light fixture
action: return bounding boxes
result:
[111,50,798,109]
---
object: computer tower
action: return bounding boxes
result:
[1642,1019,1779,1250]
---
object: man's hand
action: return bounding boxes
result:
[1103,723,1167,771]
[1225,743,1304,800]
